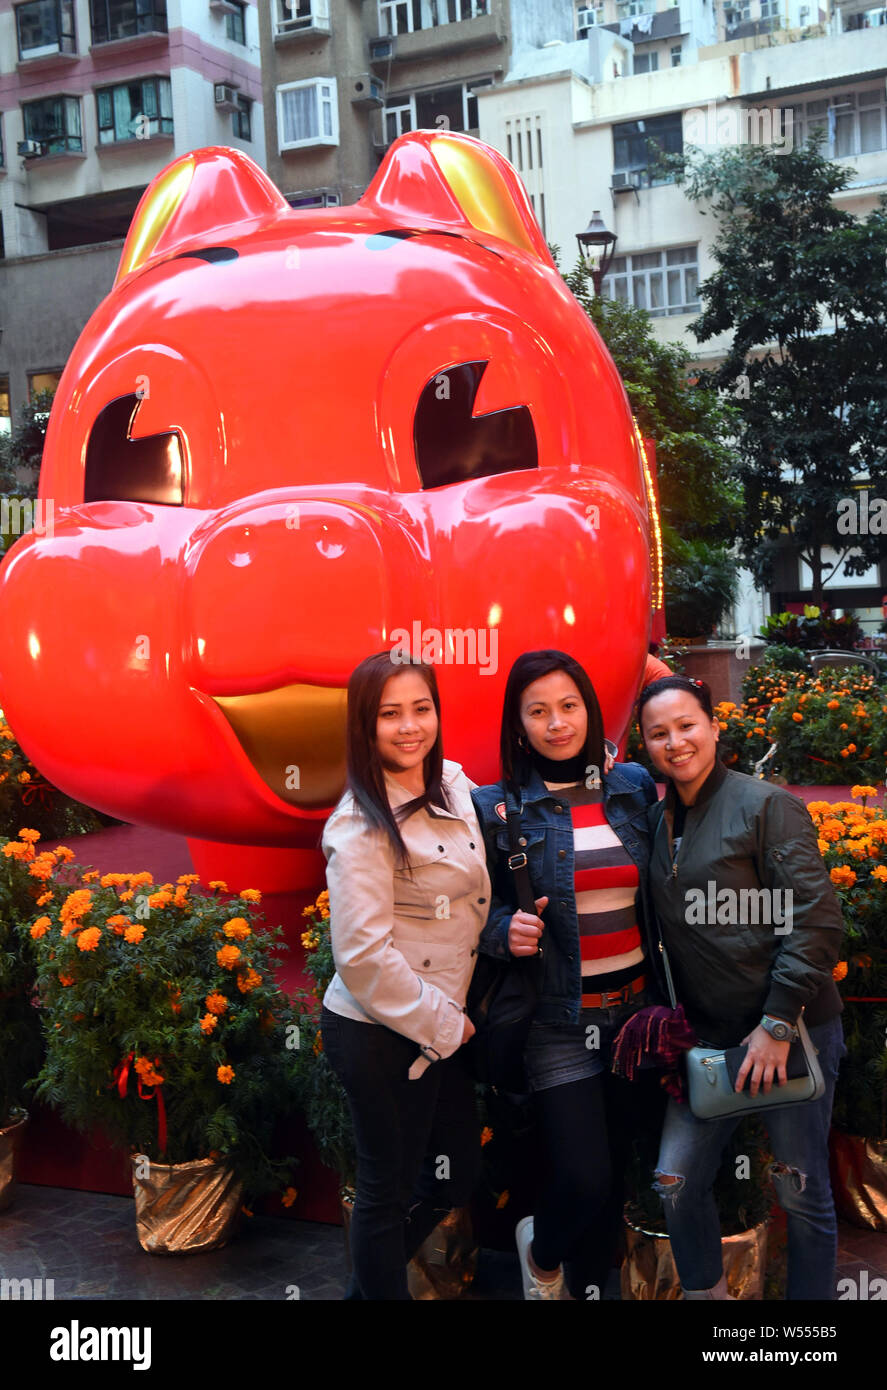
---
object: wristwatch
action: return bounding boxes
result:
[760,1014,799,1043]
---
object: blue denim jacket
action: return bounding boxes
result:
[471,763,666,1025]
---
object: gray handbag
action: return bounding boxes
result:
[659,938,825,1121]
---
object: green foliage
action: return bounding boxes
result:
[0,391,52,561]
[0,715,106,839]
[760,606,863,651]
[659,138,887,602]
[292,894,357,1186]
[554,253,741,542]
[25,862,301,1198]
[768,680,887,785]
[663,530,740,637]
[754,643,812,675]
[0,836,45,1123]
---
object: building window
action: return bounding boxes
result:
[90,0,168,45]
[233,94,251,141]
[383,77,492,143]
[28,372,62,412]
[278,78,338,150]
[791,87,887,157]
[226,0,245,42]
[759,0,779,17]
[0,379,10,437]
[633,50,659,73]
[723,0,750,24]
[22,95,82,153]
[602,245,699,317]
[96,77,172,142]
[274,0,329,34]
[846,6,887,27]
[612,112,682,186]
[377,0,486,35]
[670,43,682,64]
[577,5,604,37]
[15,0,76,58]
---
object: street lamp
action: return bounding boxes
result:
[576,211,618,297]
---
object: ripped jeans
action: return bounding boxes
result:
[653,1015,845,1300]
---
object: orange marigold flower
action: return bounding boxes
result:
[208,880,229,892]
[18,828,41,842]
[127,872,154,888]
[106,914,131,933]
[840,723,848,731]
[36,891,53,906]
[239,889,262,903]
[147,891,172,909]
[176,874,200,886]
[495,1190,510,1210]
[30,917,52,939]
[134,1056,164,1086]
[200,1013,218,1034]
[172,888,189,909]
[205,992,229,1016]
[124,923,146,944]
[216,944,241,969]
[829,866,857,887]
[827,699,840,710]
[77,927,102,952]
[832,961,848,982]
[119,890,135,902]
[223,917,252,941]
[480,1127,494,1147]
[281,1187,298,1208]
[851,785,879,801]
[81,870,100,882]
[313,1032,323,1056]
[2,841,30,860]
[871,865,887,884]
[58,973,75,987]
[17,771,31,783]
[100,873,128,887]
[236,967,261,994]
[847,744,857,754]
[54,846,74,863]
[217,1064,235,1084]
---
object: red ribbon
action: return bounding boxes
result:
[109,1051,167,1154]
[20,780,55,808]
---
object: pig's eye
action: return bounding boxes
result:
[85,394,185,505]
[414,360,538,489]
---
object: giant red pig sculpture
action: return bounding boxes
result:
[0,132,661,889]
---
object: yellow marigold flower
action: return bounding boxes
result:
[829,866,857,887]
[871,865,887,884]
[205,992,229,1015]
[223,917,252,940]
[17,772,31,783]
[217,1064,235,1084]
[30,917,52,939]
[18,828,41,842]
[281,1187,298,1208]
[176,874,200,886]
[480,1127,494,1147]
[239,889,262,903]
[236,967,261,994]
[216,944,241,969]
[301,930,319,950]
[208,880,229,892]
[124,923,146,944]
[200,1013,218,1034]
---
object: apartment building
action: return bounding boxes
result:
[0,0,266,428]
[257,0,580,206]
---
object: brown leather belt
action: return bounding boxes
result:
[580,974,647,1010]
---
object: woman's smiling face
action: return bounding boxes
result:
[519,670,588,761]
[640,688,720,804]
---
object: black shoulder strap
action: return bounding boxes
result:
[504,781,537,915]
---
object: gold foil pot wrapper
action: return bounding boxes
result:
[621,1216,769,1300]
[830,1131,887,1232]
[340,1191,478,1299]
[0,1111,29,1213]
[407,1206,478,1301]
[131,1155,243,1254]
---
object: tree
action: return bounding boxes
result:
[0,391,52,560]
[660,137,887,606]
[559,261,741,544]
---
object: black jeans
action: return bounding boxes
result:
[321,1005,481,1300]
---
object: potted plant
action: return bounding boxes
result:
[663,534,739,643]
[0,828,49,1207]
[808,790,887,1230]
[24,849,300,1252]
[297,892,479,1298]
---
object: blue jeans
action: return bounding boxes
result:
[653,1015,845,1300]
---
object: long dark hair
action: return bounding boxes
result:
[344,649,449,861]
[636,674,714,728]
[500,649,605,788]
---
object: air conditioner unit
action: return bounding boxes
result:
[17,139,44,157]
[351,74,384,107]
[214,82,240,111]
[611,172,639,191]
[369,36,395,60]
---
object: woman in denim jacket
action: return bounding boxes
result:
[472,649,667,1300]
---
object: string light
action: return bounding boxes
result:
[633,418,664,612]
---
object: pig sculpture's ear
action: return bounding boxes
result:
[115,147,291,286]
[362,130,554,265]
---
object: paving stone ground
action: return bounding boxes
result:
[1,1183,882,1301]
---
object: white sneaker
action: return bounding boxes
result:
[515,1216,566,1300]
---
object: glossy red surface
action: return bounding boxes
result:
[0,133,654,873]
